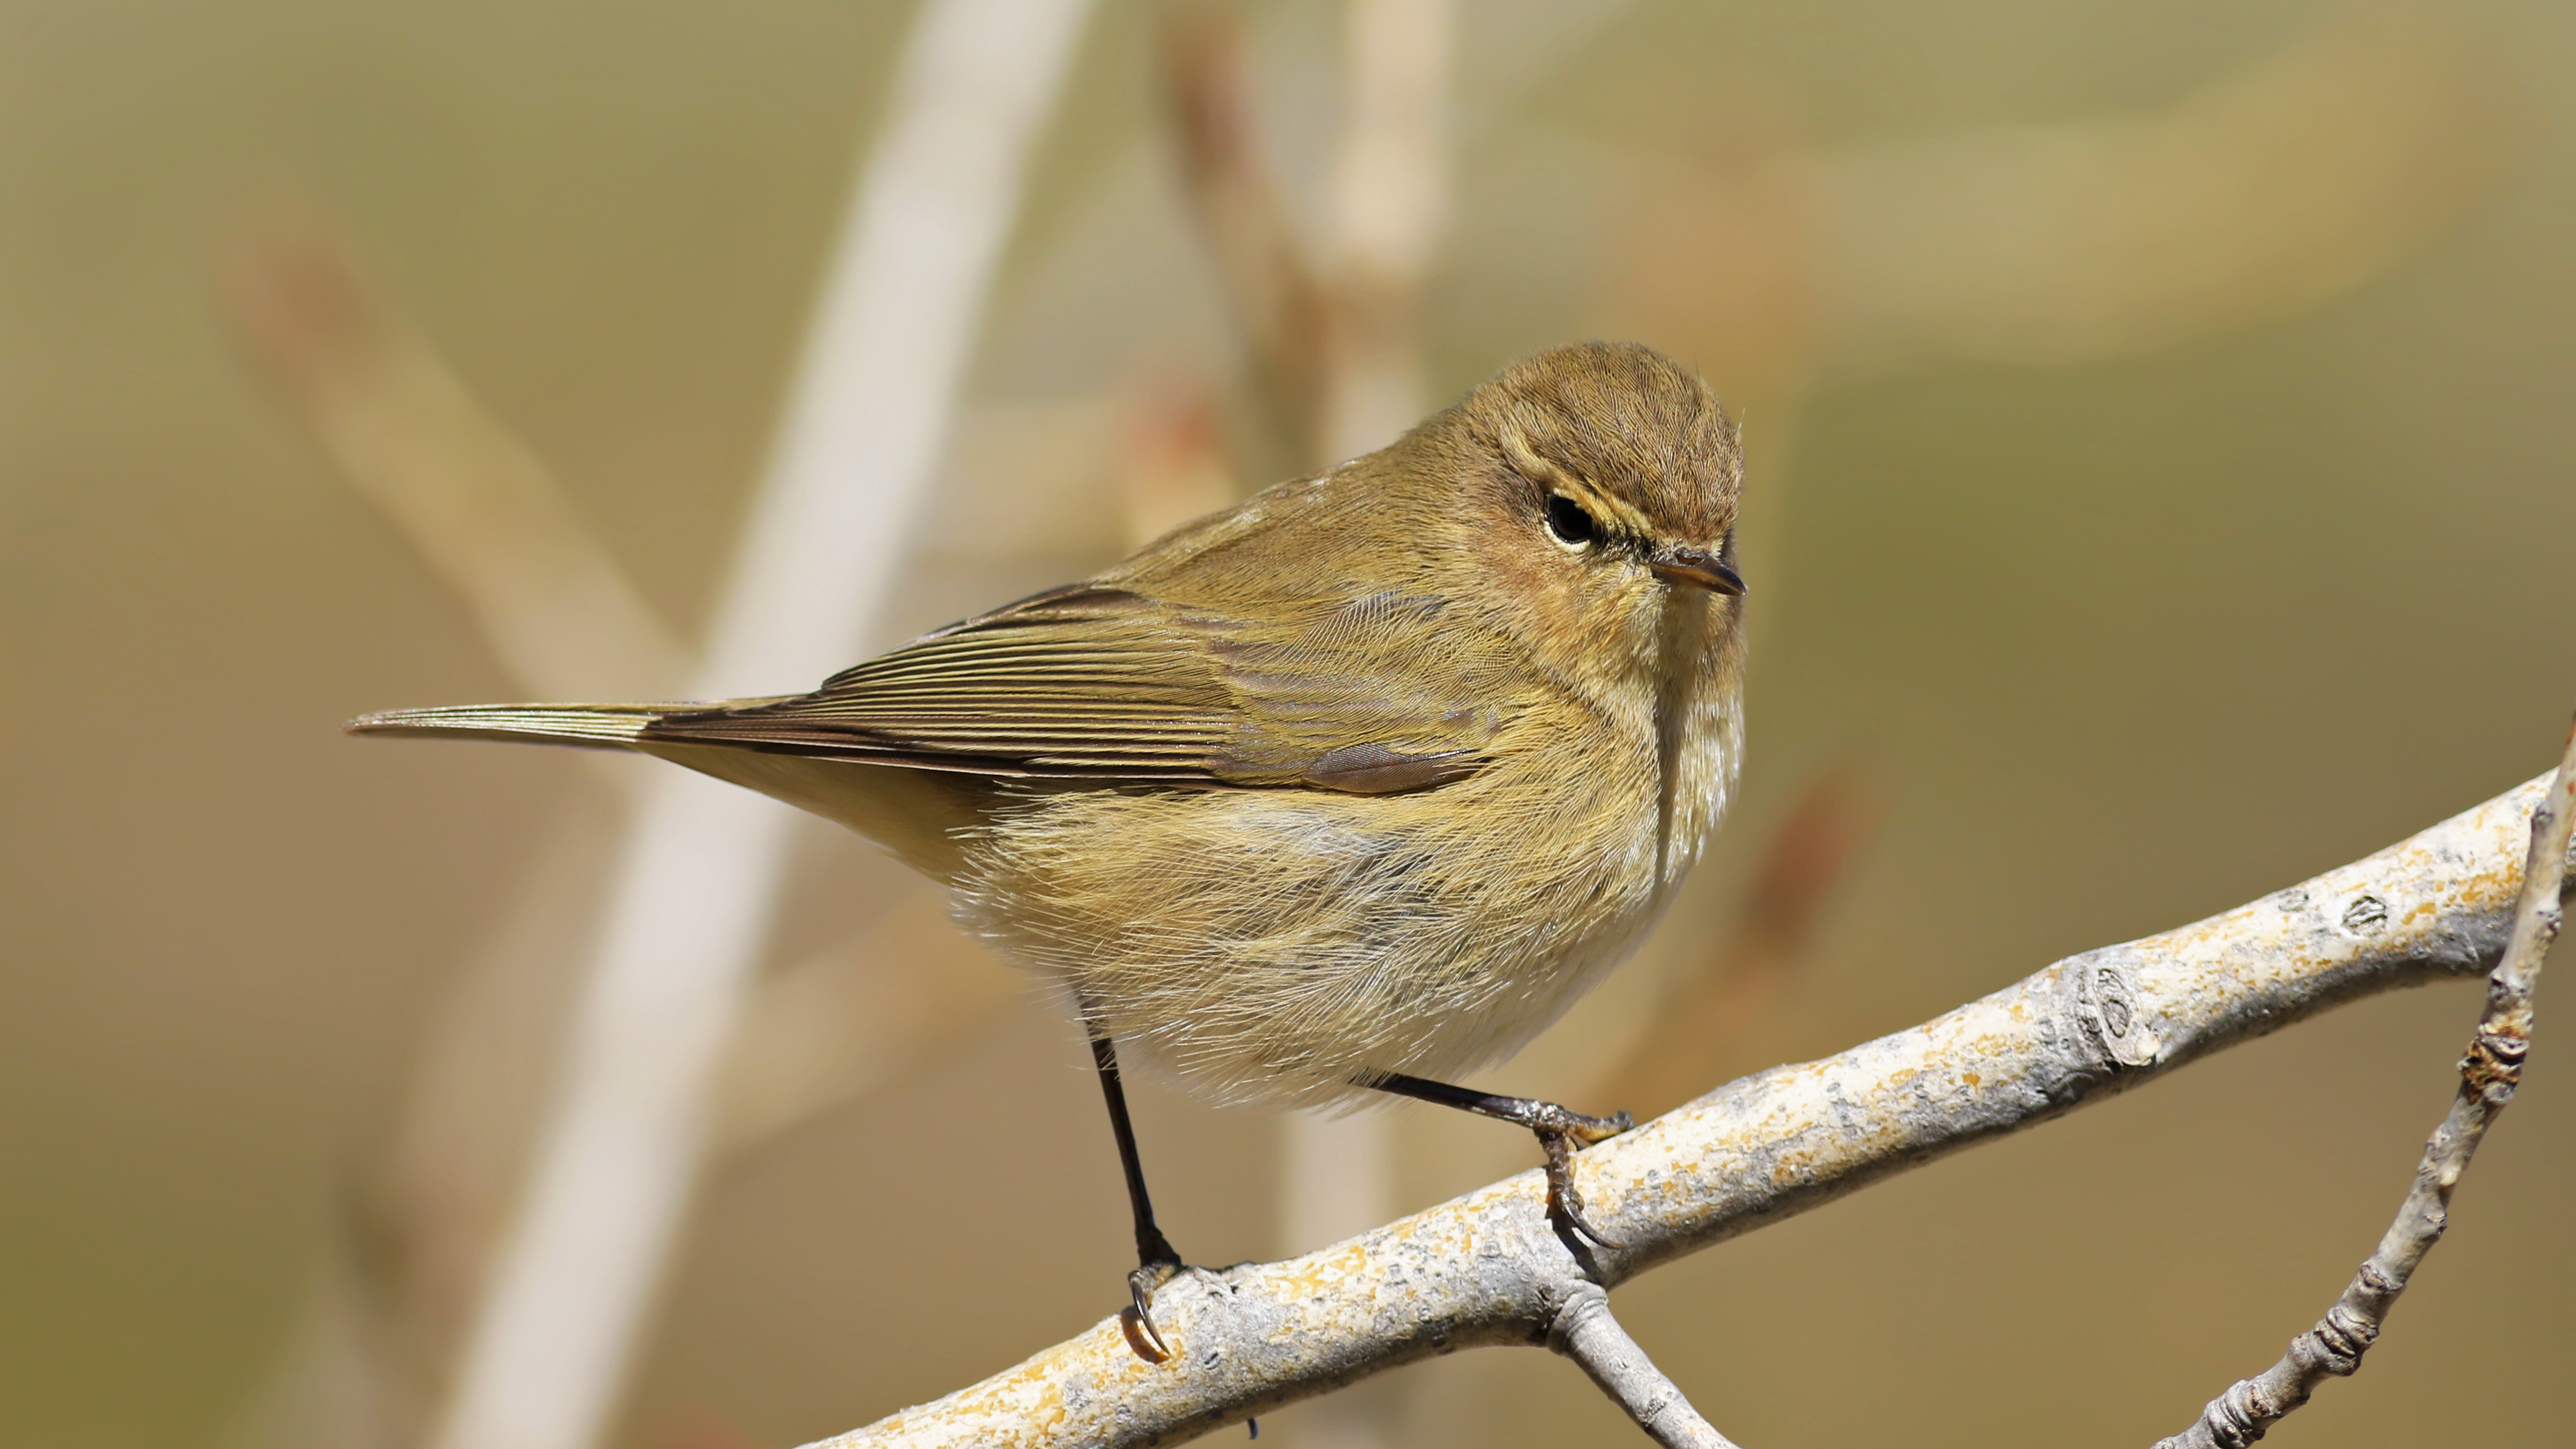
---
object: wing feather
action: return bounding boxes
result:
[637,582,1521,793]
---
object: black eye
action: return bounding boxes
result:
[1545,493,1597,548]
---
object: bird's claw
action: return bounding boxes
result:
[1124,1252,1184,1362]
[1532,1105,1633,1249]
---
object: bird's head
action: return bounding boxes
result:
[1398,340,1746,686]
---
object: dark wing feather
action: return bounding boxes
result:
[639,584,1518,793]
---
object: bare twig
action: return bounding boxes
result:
[808,763,2572,1448]
[222,205,1061,1448]
[1606,3,2516,411]
[2154,715,2576,1449]
[1548,1285,1738,1449]
[1160,0,1457,472]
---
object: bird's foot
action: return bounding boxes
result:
[1526,1102,1634,1250]
[1122,1232,1188,1363]
[1356,1071,1633,1250]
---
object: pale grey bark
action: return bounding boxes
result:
[2153,724,2576,1448]
[1548,1283,1738,1449]
[811,761,2571,1449]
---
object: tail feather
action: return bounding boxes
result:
[345,702,684,749]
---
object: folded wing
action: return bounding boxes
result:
[639,584,1516,794]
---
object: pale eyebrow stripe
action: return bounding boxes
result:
[1497,424,1658,539]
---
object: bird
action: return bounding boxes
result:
[350,339,1746,1358]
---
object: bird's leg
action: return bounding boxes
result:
[1091,1033,1184,1361]
[1364,1071,1633,1248]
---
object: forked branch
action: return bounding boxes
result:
[812,736,2575,1448]
[1549,1283,1737,1449]
[2155,717,2576,1448]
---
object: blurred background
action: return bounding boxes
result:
[5,1,2575,1446]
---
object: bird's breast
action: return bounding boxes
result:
[947,686,1717,1108]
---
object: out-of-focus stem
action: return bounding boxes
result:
[1811,1,2516,377]
[221,219,683,1449]
[1160,4,1329,466]
[1316,0,1450,464]
[427,5,1096,1448]
[1277,7,1454,1446]
[224,223,686,704]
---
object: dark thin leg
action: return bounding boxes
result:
[1091,1034,1184,1360]
[1367,1071,1634,1248]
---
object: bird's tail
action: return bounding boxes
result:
[345,701,684,749]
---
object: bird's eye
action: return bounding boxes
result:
[1545,493,1597,549]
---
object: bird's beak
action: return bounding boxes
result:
[1648,544,1746,596]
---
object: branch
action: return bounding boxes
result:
[1548,1284,1738,1449]
[2155,719,2576,1448]
[812,764,2571,1448]
[1157,3,1328,463]
[1314,0,1452,462]
[220,216,684,1448]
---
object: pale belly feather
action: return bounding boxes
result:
[952,727,1710,1109]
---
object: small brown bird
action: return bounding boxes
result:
[352,340,1746,1356]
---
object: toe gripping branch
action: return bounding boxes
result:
[1108,1063,1638,1364]
[1126,1232,1185,1362]
[1366,1072,1635,1249]
[1528,1103,1636,1249]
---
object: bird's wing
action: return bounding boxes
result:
[638,583,1518,794]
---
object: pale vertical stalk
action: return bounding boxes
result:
[219,221,685,1449]
[1316,0,1452,464]
[1279,5,1452,1447]
[426,5,1094,1449]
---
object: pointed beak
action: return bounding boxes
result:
[1648,543,1746,596]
